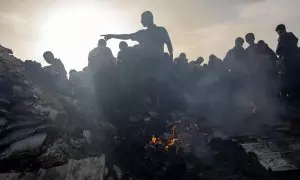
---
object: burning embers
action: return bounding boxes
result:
[150,126,178,151]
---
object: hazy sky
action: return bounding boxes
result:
[1,0,300,72]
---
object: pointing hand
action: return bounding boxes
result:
[102,34,112,41]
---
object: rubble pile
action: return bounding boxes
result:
[0,46,115,172]
[107,113,277,180]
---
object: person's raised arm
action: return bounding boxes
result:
[163,28,173,59]
[102,34,132,41]
[166,41,173,60]
[276,40,282,57]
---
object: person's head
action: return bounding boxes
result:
[257,40,268,52]
[119,41,128,50]
[83,66,89,72]
[98,39,107,47]
[69,69,77,77]
[179,53,186,59]
[209,54,217,61]
[275,24,287,36]
[196,57,204,65]
[208,55,217,67]
[257,40,265,46]
[141,11,154,27]
[235,37,244,47]
[43,51,55,64]
[245,33,255,45]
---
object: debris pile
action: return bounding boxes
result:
[0,46,115,172]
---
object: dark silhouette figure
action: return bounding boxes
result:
[257,40,278,65]
[224,37,248,62]
[256,40,278,75]
[275,24,299,60]
[102,11,173,59]
[275,24,300,107]
[117,41,129,62]
[190,57,204,66]
[245,33,258,57]
[223,37,250,95]
[275,24,299,77]
[174,53,188,65]
[42,51,68,94]
[164,52,173,65]
[195,57,204,66]
[88,39,114,72]
[119,41,128,50]
[69,69,77,81]
[89,39,118,119]
[69,69,77,96]
[208,54,222,69]
[43,51,67,81]
[224,37,249,73]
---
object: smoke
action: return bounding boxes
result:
[90,45,283,137]
[185,60,282,136]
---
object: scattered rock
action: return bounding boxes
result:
[65,155,106,180]
[82,130,92,145]
[0,108,8,116]
[5,120,45,131]
[0,117,7,126]
[0,125,51,147]
[113,165,122,180]
[0,156,107,180]
[0,98,11,107]
[1,133,47,159]
[70,138,86,149]
[0,48,101,170]
[0,169,45,180]
[39,139,69,168]
[42,164,68,180]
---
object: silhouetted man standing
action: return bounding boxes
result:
[88,39,114,72]
[275,24,300,104]
[103,11,173,59]
[224,37,250,88]
[275,24,299,75]
[245,33,258,56]
[117,41,134,64]
[257,40,278,66]
[208,54,222,69]
[89,39,118,119]
[224,37,248,65]
[276,24,298,61]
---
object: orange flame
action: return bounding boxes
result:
[150,126,178,151]
[151,135,162,145]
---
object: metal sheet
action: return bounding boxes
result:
[241,139,299,171]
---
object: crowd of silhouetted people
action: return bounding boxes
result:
[39,11,300,122]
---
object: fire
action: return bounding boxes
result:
[150,126,178,151]
[151,135,162,145]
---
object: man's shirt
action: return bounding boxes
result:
[130,25,171,58]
